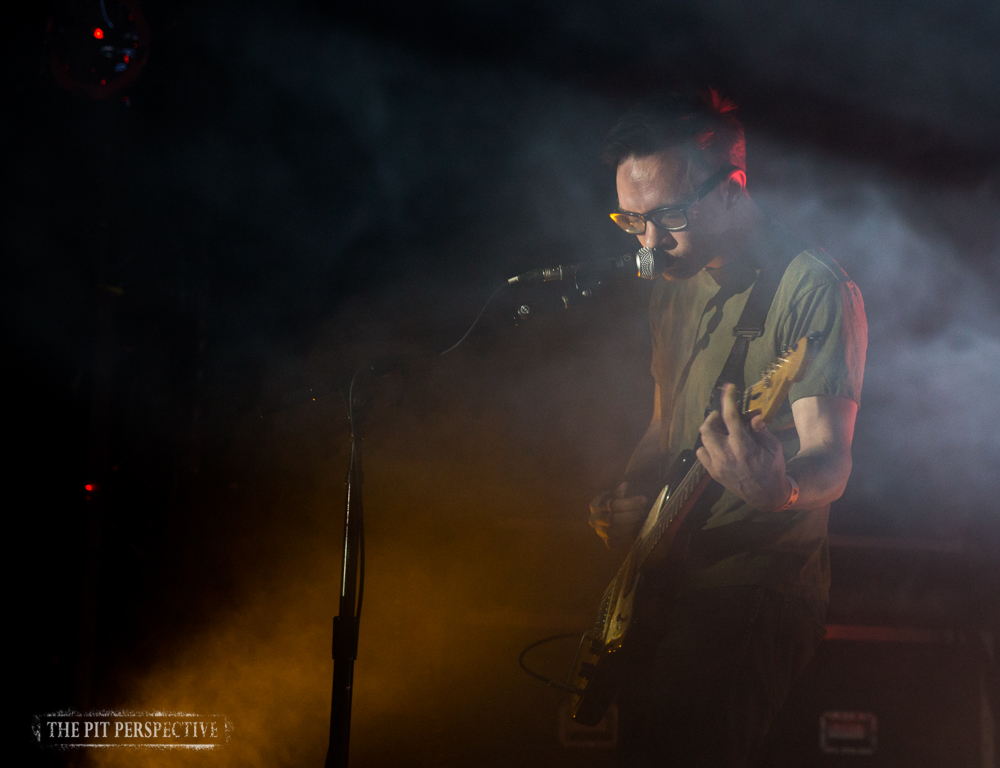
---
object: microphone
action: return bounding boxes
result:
[507,253,637,284]
[635,246,677,279]
[507,247,675,284]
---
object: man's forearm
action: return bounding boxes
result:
[623,419,662,492]
[779,394,859,512]
[782,448,853,511]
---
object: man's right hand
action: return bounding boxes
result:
[589,482,649,549]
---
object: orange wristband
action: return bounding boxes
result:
[775,475,799,512]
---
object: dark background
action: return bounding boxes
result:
[8,1,999,766]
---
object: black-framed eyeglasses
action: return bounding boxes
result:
[610,163,738,234]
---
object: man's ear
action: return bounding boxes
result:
[725,170,747,209]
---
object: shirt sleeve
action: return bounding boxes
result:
[780,279,868,406]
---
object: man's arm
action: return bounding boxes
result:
[622,383,663,491]
[697,385,858,512]
[589,384,662,548]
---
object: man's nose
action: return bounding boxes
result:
[639,221,677,250]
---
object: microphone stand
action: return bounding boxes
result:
[324,355,410,768]
[258,356,409,768]
[324,388,363,768]
[319,270,624,766]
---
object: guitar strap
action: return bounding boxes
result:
[707,229,804,413]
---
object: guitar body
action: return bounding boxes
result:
[568,450,707,726]
[566,336,816,726]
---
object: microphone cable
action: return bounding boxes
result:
[439,283,507,356]
[343,280,506,623]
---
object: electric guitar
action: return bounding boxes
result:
[568,334,818,726]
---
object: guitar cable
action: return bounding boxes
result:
[518,632,586,694]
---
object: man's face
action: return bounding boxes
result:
[615,148,731,281]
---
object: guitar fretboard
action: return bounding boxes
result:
[635,459,708,569]
[606,458,709,609]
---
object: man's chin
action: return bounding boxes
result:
[659,257,700,281]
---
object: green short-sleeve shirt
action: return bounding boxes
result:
[649,234,867,601]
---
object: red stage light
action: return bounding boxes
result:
[49,0,150,99]
[85,484,94,492]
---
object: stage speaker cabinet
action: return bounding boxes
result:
[758,626,994,768]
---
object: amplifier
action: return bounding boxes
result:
[758,624,993,767]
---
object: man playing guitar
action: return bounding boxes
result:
[587,91,867,767]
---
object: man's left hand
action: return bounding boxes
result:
[696,383,792,512]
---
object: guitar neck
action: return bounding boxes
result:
[600,457,711,627]
[633,458,710,573]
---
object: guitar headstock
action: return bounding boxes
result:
[742,334,817,423]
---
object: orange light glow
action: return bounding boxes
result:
[93,28,104,39]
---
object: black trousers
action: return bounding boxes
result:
[615,585,826,768]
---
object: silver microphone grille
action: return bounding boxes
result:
[636,247,657,280]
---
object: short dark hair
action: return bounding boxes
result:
[602,89,746,173]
